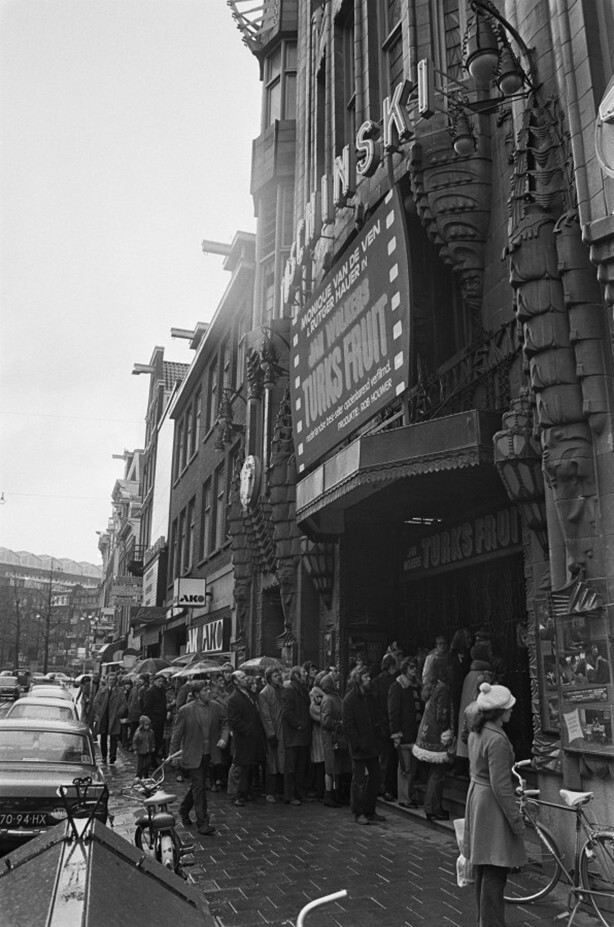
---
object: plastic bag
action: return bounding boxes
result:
[453,817,475,887]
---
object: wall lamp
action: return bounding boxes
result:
[214,387,246,452]
[463,0,537,96]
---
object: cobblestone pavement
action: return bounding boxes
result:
[104,743,600,927]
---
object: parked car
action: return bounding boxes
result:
[0,719,107,851]
[28,685,74,702]
[45,673,73,686]
[6,697,80,723]
[0,677,21,701]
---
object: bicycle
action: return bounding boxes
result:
[122,750,195,878]
[503,759,614,926]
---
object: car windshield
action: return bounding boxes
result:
[0,729,93,764]
[8,704,76,722]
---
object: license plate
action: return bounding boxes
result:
[0,812,48,826]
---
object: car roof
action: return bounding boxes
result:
[0,718,90,733]
[29,686,72,697]
[14,696,77,708]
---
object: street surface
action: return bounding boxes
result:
[104,746,598,927]
[0,698,599,926]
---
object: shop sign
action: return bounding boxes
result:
[111,575,142,604]
[291,188,411,473]
[172,578,207,608]
[186,618,226,654]
[402,508,521,574]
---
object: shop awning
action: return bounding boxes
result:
[296,409,505,534]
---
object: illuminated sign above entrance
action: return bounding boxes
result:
[290,188,411,473]
[402,508,521,574]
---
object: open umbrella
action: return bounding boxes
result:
[131,657,171,676]
[154,666,176,678]
[173,661,224,679]
[170,652,203,667]
[239,656,283,675]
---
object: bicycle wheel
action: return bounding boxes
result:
[159,833,176,870]
[579,830,614,927]
[504,821,561,903]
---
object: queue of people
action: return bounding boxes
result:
[77,641,523,927]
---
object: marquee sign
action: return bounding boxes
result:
[291,188,411,473]
[186,617,227,654]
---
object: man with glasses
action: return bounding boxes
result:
[169,678,229,835]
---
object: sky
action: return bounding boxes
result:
[0,0,262,567]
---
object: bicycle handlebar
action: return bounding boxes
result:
[296,890,348,927]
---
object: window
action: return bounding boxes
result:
[206,358,219,433]
[222,339,232,389]
[186,498,195,572]
[264,42,297,126]
[235,315,246,390]
[174,422,183,479]
[380,0,404,96]
[335,2,356,155]
[192,389,201,455]
[177,509,186,576]
[212,464,227,551]
[200,478,212,559]
[170,519,178,581]
[185,403,193,464]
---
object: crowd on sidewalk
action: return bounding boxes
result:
[73,629,507,834]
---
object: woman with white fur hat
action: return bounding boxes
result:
[463,681,527,926]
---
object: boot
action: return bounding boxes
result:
[323,790,341,808]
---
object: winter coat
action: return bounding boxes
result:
[132,727,156,756]
[456,661,493,759]
[142,685,168,726]
[320,674,349,777]
[227,687,267,765]
[170,698,229,769]
[309,686,325,764]
[93,685,128,737]
[371,670,396,726]
[342,685,382,760]
[463,721,527,868]
[282,678,311,748]
[412,681,453,764]
[128,684,144,723]
[259,682,285,774]
[388,677,418,744]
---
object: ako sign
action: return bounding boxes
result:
[172,578,207,608]
[290,188,411,473]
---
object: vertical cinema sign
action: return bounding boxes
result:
[290,188,411,473]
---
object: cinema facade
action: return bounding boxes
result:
[227,0,614,826]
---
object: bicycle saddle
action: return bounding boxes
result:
[143,791,176,806]
[559,788,593,807]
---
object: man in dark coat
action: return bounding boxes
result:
[142,675,168,762]
[169,679,229,835]
[281,665,311,805]
[227,670,266,806]
[371,653,399,800]
[388,657,421,808]
[342,665,385,825]
[92,673,128,765]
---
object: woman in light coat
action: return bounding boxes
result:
[463,682,526,927]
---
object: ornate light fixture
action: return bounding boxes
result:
[463,0,537,96]
[215,387,245,452]
[450,101,477,156]
[493,389,548,552]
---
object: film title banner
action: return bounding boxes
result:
[291,188,411,473]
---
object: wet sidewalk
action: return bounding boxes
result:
[104,744,597,927]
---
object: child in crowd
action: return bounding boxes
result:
[132,714,156,778]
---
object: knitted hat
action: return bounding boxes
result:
[139,715,151,724]
[476,682,516,711]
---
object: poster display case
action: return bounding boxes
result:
[554,609,613,757]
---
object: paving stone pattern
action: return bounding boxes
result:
[105,745,597,927]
